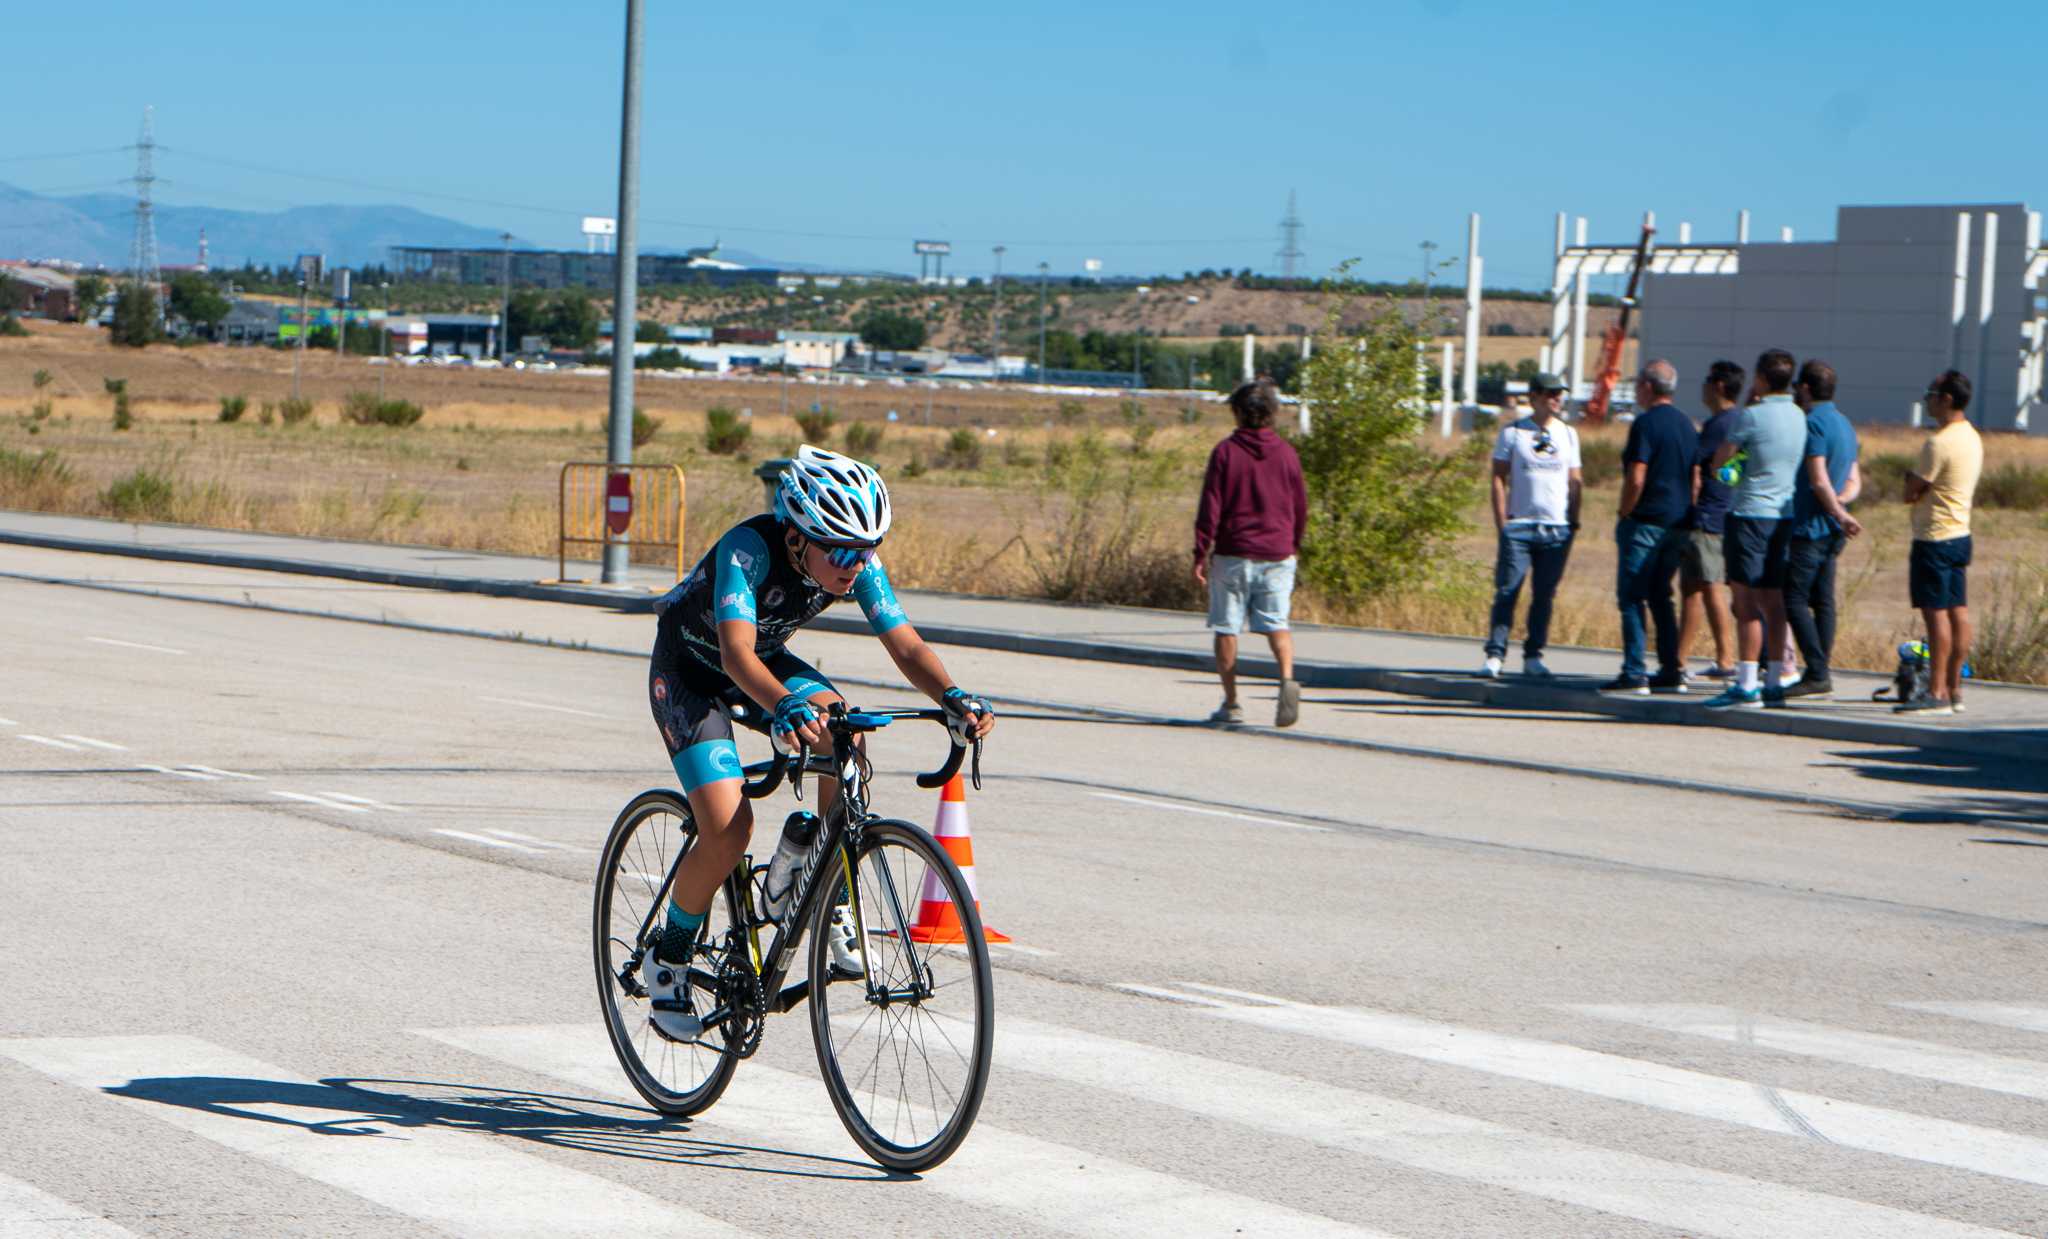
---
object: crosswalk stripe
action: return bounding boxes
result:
[1134,983,2048,1189]
[992,1014,2022,1239]
[1896,1003,2048,1036]
[0,1035,758,1239]
[417,1022,1391,1238]
[1571,1004,2048,1102]
[0,1170,143,1237]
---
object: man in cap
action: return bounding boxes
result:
[1482,371,1581,679]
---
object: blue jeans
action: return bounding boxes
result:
[1615,518,1686,679]
[1486,524,1574,660]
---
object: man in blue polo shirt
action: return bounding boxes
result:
[1706,348,1809,708]
[1603,359,1697,694]
[1782,359,1863,699]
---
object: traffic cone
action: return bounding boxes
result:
[907,772,1010,943]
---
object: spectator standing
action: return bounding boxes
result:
[1705,348,1807,708]
[1194,379,1309,727]
[1899,370,1983,715]
[1482,372,1582,679]
[1677,360,1742,681]
[1781,359,1863,699]
[1603,360,1698,694]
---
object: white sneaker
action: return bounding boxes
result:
[642,940,704,1042]
[1481,656,1503,679]
[1522,656,1553,679]
[1778,671,1803,689]
[828,905,867,977]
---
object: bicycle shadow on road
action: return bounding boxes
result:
[105,1073,897,1181]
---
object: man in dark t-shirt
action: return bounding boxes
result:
[1677,361,1743,680]
[1604,360,1698,693]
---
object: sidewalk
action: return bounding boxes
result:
[5,510,2043,760]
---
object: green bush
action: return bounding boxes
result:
[30,369,52,390]
[1977,463,2048,511]
[109,283,160,347]
[1057,400,1086,426]
[0,446,76,509]
[794,405,837,443]
[632,407,663,447]
[704,405,750,455]
[1975,565,2048,683]
[0,315,27,337]
[902,451,928,478]
[341,391,425,427]
[1863,451,1916,502]
[1578,438,1623,487]
[843,421,884,456]
[939,427,984,470]
[1178,404,1203,425]
[1020,432,1195,608]
[102,466,177,520]
[217,395,248,423]
[258,401,276,426]
[278,397,315,425]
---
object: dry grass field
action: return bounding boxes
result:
[6,321,2046,682]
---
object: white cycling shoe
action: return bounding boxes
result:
[828,905,867,977]
[642,941,705,1043]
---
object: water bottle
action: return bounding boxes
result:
[762,810,820,920]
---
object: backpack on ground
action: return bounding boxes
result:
[1872,640,1931,704]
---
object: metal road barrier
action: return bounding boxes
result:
[557,462,686,583]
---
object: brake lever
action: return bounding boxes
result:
[970,736,983,792]
[791,742,808,802]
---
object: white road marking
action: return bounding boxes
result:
[18,735,84,752]
[0,716,19,726]
[0,1169,144,1237]
[320,792,405,812]
[0,1035,757,1239]
[1142,983,2048,1189]
[85,636,185,655]
[479,695,613,719]
[1571,1004,2048,1102]
[57,734,128,751]
[480,828,584,852]
[1088,791,1329,833]
[418,1023,1390,1238]
[182,764,261,780]
[1897,1003,2048,1035]
[270,790,368,814]
[140,764,218,781]
[434,829,545,854]
[993,1014,2021,1239]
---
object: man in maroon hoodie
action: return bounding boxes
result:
[1193,379,1309,727]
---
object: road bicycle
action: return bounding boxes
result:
[593,699,994,1172]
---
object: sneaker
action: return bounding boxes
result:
[1599,675,1650,696]
[1762,685,1787,709]
[1778,670,1803,689]
[1893,698,1955,716]
[1207,700,1244,726]
[1480,656,1504,679]
[1781,676,1833,699]
[827,905,867,977]
[1275,678,1301,728]
[1648,671,1688,694]
[1521,656,1554,680]
[643,935,705,1042]
[1701,664,1738,681]
[1952,700,1967,713]
[1702,685,1763,709]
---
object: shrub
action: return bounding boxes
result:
[1578,438,1623,487]
[0,315,28,337]
[341,391,425,427]
[1179,404,1202,425]
[1974,565,2048,683]
[103,377,127,395]
[31,369,52,390]
[1020,433,1195,608]
[278,397,314,425]
[258,401,276,426]
[109,283,160,347]
[632,407,663,447]
[101,466,177,520]
[902,451,928,478]
[1127,422,1156,456]
[217,395,248,423]
[0,446,77,510]
[1057,400,1086,426]
[794,405,837,443]
[704,405,750,455]
[938,427,984,470]
[107,377,133,431]
[843,421,884,456]
[1863,451,1916,502]
[1976,463,2048,511]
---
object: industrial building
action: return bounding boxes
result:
[391,242,778,291]
[1554,204,2047,432]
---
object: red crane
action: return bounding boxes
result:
[1582,215,1657,423]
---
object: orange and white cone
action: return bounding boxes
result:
[908,772,1011,944]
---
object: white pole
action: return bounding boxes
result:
[1440,342,1455,437]
[1678,221,1692,244]
[1461,212,1482,406]
[1241,332,1255,383]
[1976,209,1999,419]
[1780,226,1794,243]
[1736,210,1751,244]
[2022,211,2043,430]
[1950,211,1973,375]
[1568,216,1589,402]
[1911,400,1924,429]
[1297,333,1313,436]
[1545,211,1570,383]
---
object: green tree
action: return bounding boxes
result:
[1293,291,1485,604]
[167,273,231,333]
[635,319,669,343]
[109,283,161,348]
[72,274,108,324]
[857,309,927,350]
[544,291,599,350]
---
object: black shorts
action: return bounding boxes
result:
[1909,536,1972,610]
[648,648,836,792]
[1723,515,1791,589]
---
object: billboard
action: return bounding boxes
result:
[913,240,952,255]
[582,217,617,236]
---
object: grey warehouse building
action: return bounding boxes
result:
[1635,204,2046,432]
[391,246,779,291]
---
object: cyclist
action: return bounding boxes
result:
[644,444,996,1041]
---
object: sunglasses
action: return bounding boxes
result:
[821,544,878,569]
[1533,430,1557,456]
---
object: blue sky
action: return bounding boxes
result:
[6,0,2044,288]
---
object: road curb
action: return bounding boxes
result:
[6,523,2034,761]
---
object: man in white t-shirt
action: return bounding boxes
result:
[1483,371,1582,678]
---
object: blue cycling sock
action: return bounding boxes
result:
[666,902,705,933]
[656,902,705,963]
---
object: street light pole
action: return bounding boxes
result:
[602,0,644,586]
[1420,240,1438,298]
[1036,260,1048,380]
[499,231,513,363]
[991,244,1005,381]
[293,277,307,401]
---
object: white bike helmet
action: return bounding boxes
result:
[775,444,892,546]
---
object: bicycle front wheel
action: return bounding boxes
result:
[809,817,994,1172]
[593,788,746,1117]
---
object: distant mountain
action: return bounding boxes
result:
[0,182,851,274]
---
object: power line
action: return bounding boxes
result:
[0,145,133,164]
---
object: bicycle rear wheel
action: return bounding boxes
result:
[809,817,994,1172]
[593,789,746,1116]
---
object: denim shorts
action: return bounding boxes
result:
[1208,555,1297,634]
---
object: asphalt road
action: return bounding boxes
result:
[3,550,2045,1237]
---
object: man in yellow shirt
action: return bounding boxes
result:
[1900,370,1984,715]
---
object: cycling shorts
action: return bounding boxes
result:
[648,649,837,793]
